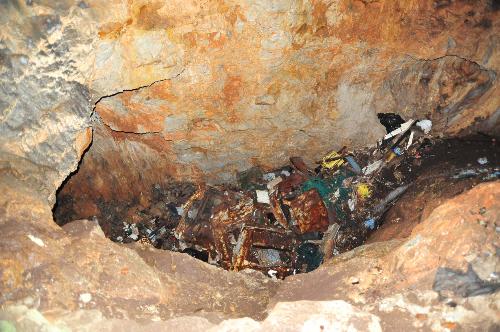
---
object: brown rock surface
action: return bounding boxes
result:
[1,0,499,205]
[86,0,499,188]
[1,0,500,331]
[0,175,277,324]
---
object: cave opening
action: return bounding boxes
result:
[49,43,499,280]
[52,111,499,279]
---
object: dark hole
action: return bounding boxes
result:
[182,248,209,262]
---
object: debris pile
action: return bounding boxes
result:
[94,115,498,278]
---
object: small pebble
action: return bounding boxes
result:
[79,293,92,303]
[27,234,45,247]
[349,277,360,285]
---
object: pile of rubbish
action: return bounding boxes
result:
[108,114,498,278]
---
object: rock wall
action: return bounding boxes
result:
[0,0,95,204]
[77,0,500,207]
[1,0,499,205]
[1,2,499,330]
[89,0,500,186]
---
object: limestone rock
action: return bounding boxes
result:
[0,188,277,323]
[1,0,499,203]
[40,0,499,214]
[213,300,382,332]
[0,0,95,204]
[85,0,500,187]
[1,1,499,331]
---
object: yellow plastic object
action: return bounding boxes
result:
[321,151,345,169]
[357,183,372,199]
[386,151,396,162]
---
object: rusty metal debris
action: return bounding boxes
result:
[290,156,314,175]
[232,226,298,278]
[164,166,341,277]
[101,115,498,279]
[283,189,329,234]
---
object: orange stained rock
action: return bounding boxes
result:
[222,75,243,108]
[74,127,93,158]
[98,19,133,39]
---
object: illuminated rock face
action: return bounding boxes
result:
[1,0,499,203]
[0,0,96,203]
[88,0,498,191]
[0,1,499,330]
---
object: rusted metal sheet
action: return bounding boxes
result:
[284,189,329,234]
[289,156,313,175]
[231,227,253,271]
[231,225,298,279]
[269,190,289,230]
[174,185,208,243]
[320,223,340,260]
[173,183,328,277]
[210,194,255,269]
[174,186,222,260]
[276,173,306,195]
[250,227,296,251]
